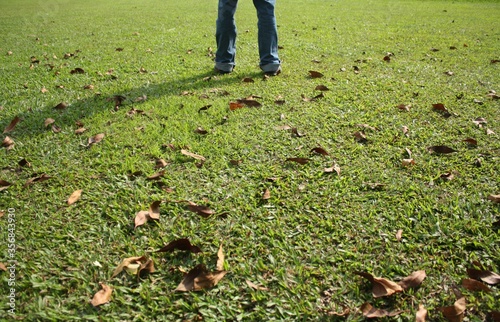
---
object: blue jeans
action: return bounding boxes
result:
[215,0,281,73]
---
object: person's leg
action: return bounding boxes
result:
[215,0,238,73]
[253,0,280,73]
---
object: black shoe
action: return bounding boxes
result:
[214,67,233,74]
[264,67,281,76]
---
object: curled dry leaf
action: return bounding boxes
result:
[462,278,491,292]
[134,210,150,229]
[67,189,82,205]
[487,194,500,204]
[90,283,112,307]
[473,117,487,126]
[175,264,227,292]
[262,188,271,200]
[229,101,245,110]
[146,170,165,180]
[462,138,477,146]
[148,200,161,220]
[398,270,426,290]
[286,157,311,165]
[397,104,411,111]
[3,116,20,133]
[198,104,212,113]
[0,180,12,191]
[155,159,168,169]
[54,102,68,110]
[361,302,402,318]
[216,243,224,271]
[242,77,254,83]
[353,131,367,142]
[70,67,85,74]
[315,85,329,91]
[309,70,324,78]
[438,297,466,322]
[156,238,202,253]
[2,136,15,149]
[0,263,6,271]
[18,158,31,167]
[246,280,269,291]
[396,229,403,242]
[88,133,105,146]
[138,258,155,279]
[181,149,206,162]
[311,147,329,156]
[416,304,428,322]
[194,127,208,135]
[355,272,403,297]
[111,256,148,278]
[237,98,262,108]
[301,93,324,102]
[324,164,341,175]
[466,268,500,285]
[187,204,215,218]
[74,127,86,135]
[402,159,415,166]
[24,174,51,187]
[427,145,457,154]
[44,118,55,127]
[291,127,306,137]
[52,124,61,133]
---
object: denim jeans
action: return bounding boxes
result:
[215,0,281,73]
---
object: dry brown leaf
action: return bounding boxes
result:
[462,138,477,146]
[18,158,31,167]
[111,256,147,278]
[75,127,86,135]
[181,149,206,161]
[148,200,161,220]
[246,280,269,291]
[2,136,14,150]
[427,145,457,154]
[90,283,112,307]
[486,128,495,135]
[0,263,6,271]
[438,297,466,322]
[70,67,85,74]
[286,157,311,165]
[156,238,202,253]
[242,77,254,83]
[315,85,330,91]
[88,133,105,146]
[67,189,82,205]
[309,70,324,78]
[360,302,402,318]
[301,93,324,102]
[355,272,403,297]
[138,258,155,279]
[416,304,428,322]
[396,229,403,242]
[51,124,61,133]
[216,243,225,271]
[229,101,245,110]
[194,127,208,135]
[353,131,367,142]
[397,104,411,111]
[146,171,165,180]
[3,116,20,133]
[54,102,68,110]
[155,159,168,169]
[462,278,491,292]
[324,164,341,175]
[311,147,329,156]
[134,210,150,229]
[24,174,51,187]
[398,270,426,290]
[472,117,487,127]
[44,118,55,127]
[291,127,306,137]
[402,158,415,166]
[237,99,262,108]
[262,189,271,200]
[0,180,12,191]
[175,264,227,292]
[187,204,214,218]
[487,194,500,204]
[466,268,500,284]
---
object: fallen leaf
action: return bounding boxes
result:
[353,131,367,142]
[216,243,225,271]
[137,258,155,279]
[432,103,451,117]
[286,157,311,165]
[229,159,242,166]
[402,159,415,166]
[486,128,495,135]
[462,138,477,146]
[3,116,20,133]
[88,133,105,146]
[311,147,329,156]
[67,189,82,205]
[246,280,269,291]
[324,164,341,175]
[315,85,329,91]
[24,174,51,187]
[398,270,426,290]
[396,229,403,242]
[155,159,168,169]
[461,278,491,292]
[301,93,324,102]
[242,77,254,83]
[134,210,150,229]
[54,102,68,110]
[383,55,391,62]
[156,238,202,253]
[52,124,61,133]
[70,67,85,74]
[181,149,206,161]
[113,95,127,107]
[262,189,271,200]
[0,263,6,271]
[488,311,500,322]
[237,99,262,108]
[90,283,112,307]
[175,264,227,292]
[397,104,411,111]
[472,117,487,127]
[275,100,286,105]
[487,194,500,203]
[0,180,12,191]
[148,200,161,220]
[187,204,215,218]
[416,304,428,322]
[309,70,324,78]
[444,71,454,76]
[427,145,457,154]
[360,303,402,318]
[229,101,245,110]
[2,136,14,149]
[355,272,403,297]
[44,118,55,127]
[194,127,208,135]
[358,124,378,131]
[438,297,466,322]
[291,127,306,137]
[275,125,292,131]
[18,158,31,167]
[466,268,500,285]
[198,105,212,113]
[440,172,455,181]
[111,256,147,278]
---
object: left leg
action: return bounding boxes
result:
[253,0,281,73]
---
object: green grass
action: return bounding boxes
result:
[1,0,499,320]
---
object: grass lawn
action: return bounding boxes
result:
[1,0,499,320]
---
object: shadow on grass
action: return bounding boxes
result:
[3,69,246,140]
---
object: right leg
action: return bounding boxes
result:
[215,0,238,72]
